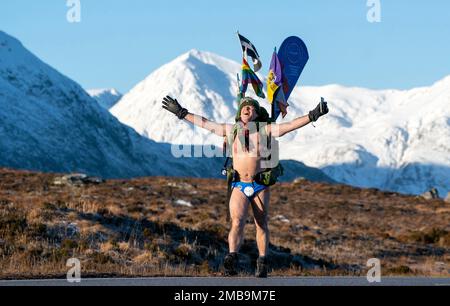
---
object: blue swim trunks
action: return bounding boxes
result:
[231,181,268,200]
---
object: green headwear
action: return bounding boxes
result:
[235,97,270,122]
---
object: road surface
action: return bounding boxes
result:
[1,277,449,286]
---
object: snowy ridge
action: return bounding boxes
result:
[87,88,122,109]
[112,50,450,196]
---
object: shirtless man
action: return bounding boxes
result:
[162,95,329,277]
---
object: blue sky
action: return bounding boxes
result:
[1,0,450,93]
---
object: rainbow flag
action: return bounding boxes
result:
[240,58,265,99]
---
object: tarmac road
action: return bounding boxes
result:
[1,277,449,286]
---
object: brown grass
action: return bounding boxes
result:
[0,168,448,279]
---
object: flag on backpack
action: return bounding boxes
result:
[268,51,288,119]
[267,51,283,103]
[240,57,265,99]
[238,33,262,72]
[272,88,288,120]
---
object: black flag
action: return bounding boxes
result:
[238,33,262,72]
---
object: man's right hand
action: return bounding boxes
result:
[162,96,188,120]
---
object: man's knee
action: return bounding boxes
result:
[254,217,268,231]
[231,218,246,232]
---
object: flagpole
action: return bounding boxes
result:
[236,73,241,98]
[236,30,244,58]
[236,31,244,101]
[270,47,276,121]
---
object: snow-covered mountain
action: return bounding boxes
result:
[280,79,450,197]
[0,31,224,179]
[87,88,122,109]
[111,50,450,196]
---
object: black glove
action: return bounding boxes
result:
[308,97,329,122]
[162,96,189,120]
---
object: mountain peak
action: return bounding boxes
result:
[183,48,215,59]
[174,49,204,63]
[173,49,208,63]
[170,49,240,72]
[87,88,121,96]
[87,88,123,109]
[0,31,29,68]
[186,48,202,57]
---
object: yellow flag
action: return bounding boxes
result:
[267,70,279,103]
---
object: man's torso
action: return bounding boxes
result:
[230,124,271,182]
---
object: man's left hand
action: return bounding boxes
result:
[309,98,329,122]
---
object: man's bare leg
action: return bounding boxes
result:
[228,188,250,253]
[224,188,250,276]
[251,188,270,257]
